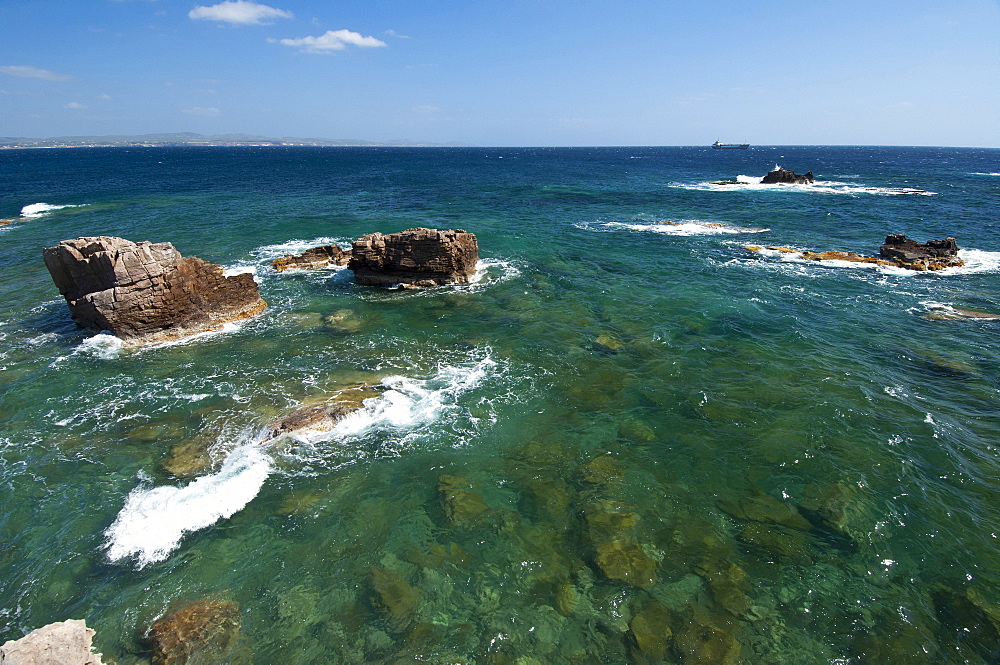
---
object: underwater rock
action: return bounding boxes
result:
[0,619,105,665]
[580,454,627,485]
[737,523,812,562]
[799,482,860,539]
[555,579,578,617]
[438,475,489,526]
[260,384,382,443]
[146,598,242,665]
[628,599,674,661]
[321,309,365,334]
[349,227,479,287]
[849,615,940,665]
[673,617,741,665]
[693,558,752,618]
[717,493,813,531]
[42,236,266,344]
[760,167,814,184]
[370,567,423,633]
[271,243,350,272]
[594,333,623,353]
[931,586,1000,661]
[161,435,217,477]
[880,234,963,271]
[595,539,658,590]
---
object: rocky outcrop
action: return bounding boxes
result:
[145,598,242,665]
[348,228,479,287]
[0,619,105,665]
[271,244,350,272]
[880,234,963,270]
[42,236,266,344]
[760,167,814,184]
[259,384,383,443]
[746,235,965,271]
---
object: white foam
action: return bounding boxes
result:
[971,172,1000,176]
[20,202,84,218]
[251,237,346,263]
[223,265,259,278]
[677,180,935,196]
[105,444,271,568]
[329,357,496,439]
[597,220,768,236]
[748,247,1000,277]
[468,258,520,287]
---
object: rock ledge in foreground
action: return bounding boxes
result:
[348,228,479,287]
[0,619,105,665]
[43,236,266,344]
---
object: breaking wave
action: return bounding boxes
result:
[103,353,505,567]
[20,202,86,218]
[580,219,768,236]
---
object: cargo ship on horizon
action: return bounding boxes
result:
[712,140,750,149]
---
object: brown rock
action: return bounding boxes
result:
[0,619,105,665]
[260,384,383,443]
[629,599,674,661]
[42,236,266,345]
[717,493,813,531]
[438,475,489,525]
[271,244,350,272]
[146,598,242,665]
[348,228,479,287]
[595,539,657,589]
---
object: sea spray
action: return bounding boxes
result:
[105,444,272,567]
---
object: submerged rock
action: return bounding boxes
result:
[0,619,105,665]
[271,244,350,272]
[628,599,674,661]
[760,167,814,184]
[370,566,423,633]
[717,493,813,531]
[438,474,489,525]
[348,227,479,287]
[595,539,658,590]
[42,236,266,345]
[146,598,243,665]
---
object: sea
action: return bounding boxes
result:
[0,146,998,664]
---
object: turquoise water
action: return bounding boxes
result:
[1,146,998,663]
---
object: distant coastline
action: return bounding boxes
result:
[0,132,466,149]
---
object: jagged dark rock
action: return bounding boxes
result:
[761,167,814,184]
[348,228,479,287]
[42,236,266,344]
[271,244,350,272]
[879,234,963,270]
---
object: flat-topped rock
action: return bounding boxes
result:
[0,619,105,665]
[348,228,479,287]
[43,236,266,344]
[271,244,350,272]
[761,167,814,184]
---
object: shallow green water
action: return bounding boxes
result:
[1,147,998,663]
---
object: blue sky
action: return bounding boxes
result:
[1,0,998,146]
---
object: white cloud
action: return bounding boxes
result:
[182,106,221,116]
[189,1,292,25]
[269,29,387,53]
[65,102,88,109]
[384,29,409,39]
[0,65,74,81]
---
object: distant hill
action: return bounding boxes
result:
[0,133,466,148]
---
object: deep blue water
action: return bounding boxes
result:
[1,146,998,664]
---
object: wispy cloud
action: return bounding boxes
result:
[384,29,409,39]
[189,1,292,25]
[65,102,88,109]
[0,65,74,81]
[182,106,221,116]
[269,29,387,53]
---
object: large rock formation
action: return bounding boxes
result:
[348,228,479,287]
[761,167,814,184]
[271,244,350,272]
[0,619,105,665]
[880,234,963,270]
[43,236,266,344]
